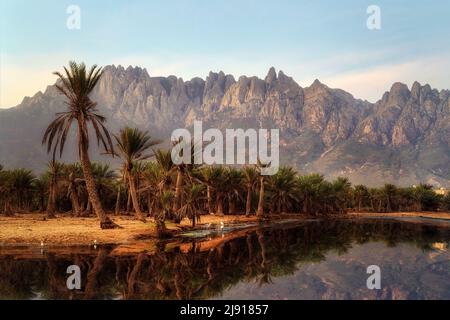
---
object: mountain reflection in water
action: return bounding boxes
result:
[0,219,449,300]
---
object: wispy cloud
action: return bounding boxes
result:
[321,55,450,102]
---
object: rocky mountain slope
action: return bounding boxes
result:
[0,65,449,187]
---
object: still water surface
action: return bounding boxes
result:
[0,219,449,300]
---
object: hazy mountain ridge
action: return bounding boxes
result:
[1,65,449,187]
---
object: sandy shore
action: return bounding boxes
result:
[349,211,450,220]
[0,213,257,246]
[0,212,449,246]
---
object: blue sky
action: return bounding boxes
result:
[1,0,450,107]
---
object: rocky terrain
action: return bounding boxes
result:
[0,65,449,187]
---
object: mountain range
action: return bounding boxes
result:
[0,65,449,187]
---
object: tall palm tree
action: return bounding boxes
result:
[331,177,352,214]
[64,163,83,216]
[242,166,258,216]
[177,184,205,227]
[297,173,324,215]
[14,169,36,212]
[153,149,175,232]
[172,139,198,213]
[353,185,369,212]
[91,162,117,210]
[197,167,219,215]
[224,168,243,214]
[381,183,397,212]
[267,166,298,213]
[110,127,159,222]
[33,177,47,212]
[157,190,174,238]
[0,170,12,215]
[209,166,228,215]
[256,161,270,218]
[42,61,117,229]
[141,161,163,217]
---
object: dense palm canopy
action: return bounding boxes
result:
[1,158,448,234]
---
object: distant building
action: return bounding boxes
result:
[434,188,449,196]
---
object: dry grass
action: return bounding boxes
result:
[0,214,154,246]
[0,213,258,246]
[1,212,448,247]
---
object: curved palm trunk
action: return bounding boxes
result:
[78,119,118,229]
[257,230,267,269]
[245,187,252,216]
[207,186,214,215]
[69,187,82,216]
[173,169,183,212]
[126,190,132,215]
[257,176,265,218]
[84,248,108,299]
[127,170,146,222]
[126,253,145,299]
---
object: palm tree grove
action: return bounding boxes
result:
[2,1,450,306]
[0,62,449,237]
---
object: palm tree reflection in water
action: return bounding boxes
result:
[0,219,449,300]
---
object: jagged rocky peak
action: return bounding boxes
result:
[387,82,410,106]
[311,79,324,87]
[204,71,235,96]
[411,81,422,100]
[265,67,277,83]
[277,70,290,82]
[103,64,149,79]
[305,79,330,96]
